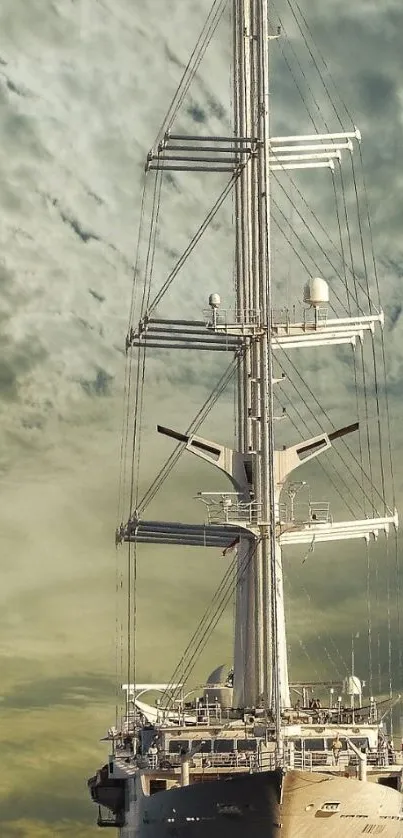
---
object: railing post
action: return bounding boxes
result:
[347,739,367,781]
[181,759,190,786]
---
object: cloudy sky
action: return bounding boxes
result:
[0,0,403,835]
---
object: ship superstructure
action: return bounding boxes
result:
[88,0,403,834]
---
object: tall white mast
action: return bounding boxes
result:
[232,0,284,721]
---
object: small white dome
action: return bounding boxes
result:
[303,277,329,306]
[343,675,362,696]
[209,292,221,308]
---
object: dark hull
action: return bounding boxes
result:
[136,769,282,838]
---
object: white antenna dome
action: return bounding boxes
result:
[303,277,329,307]
[209,292,221,309]
[343,675,362,696]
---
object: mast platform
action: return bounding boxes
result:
[118,519,248,549]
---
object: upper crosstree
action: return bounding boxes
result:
[145,128,361,173]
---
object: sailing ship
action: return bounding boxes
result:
[88,0,403,834]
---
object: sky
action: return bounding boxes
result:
[0,0,403,835]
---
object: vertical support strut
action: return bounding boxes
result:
[232,0,252,708]
[258,0,282,736]
[232,0,290,726]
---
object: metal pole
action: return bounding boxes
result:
[257,0,282,743]
[233,0,258,709]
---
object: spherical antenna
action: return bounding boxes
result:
[303,277,329,307]
[209,292,221,309]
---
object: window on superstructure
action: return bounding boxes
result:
[304,738,326,751]
[237,739,258,752]
[213,739,235,753]
[192,739,212,753]
[168,739,190,754]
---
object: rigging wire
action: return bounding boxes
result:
[292,0,354,126]
[393,532,403,687]
[350,157,372,312]
[161,545,246,707]
[337,160,375,511]
[126,542,133,703]
[138,354,240,513]
[139,167,164,319]
[127,165,166,694]
[355,145,400,687]
[336,162,359,311]
[271,195,348,317]
[369,333,387,514]
[374,544,382,695]
[358,144,396,509]
[272,212,314,278]
[147,166,245,317]
[120,51,245,707]
[336,163,377,516]
[350,154,387,511]
[274,391,362,517]
[349,153,388,512]
[118,172,148,526]
[155,0,227,145]
[114,543,124,725]
[273,0,354,132]
[281,0,345,131]
[356,347,375,517]
[276,38,320,133]
[349,346,367,516]
[276,349,386,513]
[275,15,330,135]
[115,0,232,713]
[135,171,165,512]
[293,635,329,689]
[283,563,348,680]
[331,170,355,314]
[288,565,348,680]
[163,538,261,709]
[128,172,148,330]
[366,540,374,697]
[122,160,165,705]
[331,171,367,513]
[276,4,398,701]
[272,163,372,312]
[128,161,164,519]
[385,538,394,699]
[115,171,150,719]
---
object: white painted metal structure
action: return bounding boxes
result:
[88,1,401,834]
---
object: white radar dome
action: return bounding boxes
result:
[343,675,362,696]
[303,277,329,307]
[209,292,221,308]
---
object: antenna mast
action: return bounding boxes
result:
[233,0,282,731]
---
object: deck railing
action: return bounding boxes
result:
[135,747,401,774]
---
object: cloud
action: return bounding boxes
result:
[1,674,115,710]
[0,0,400,462]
